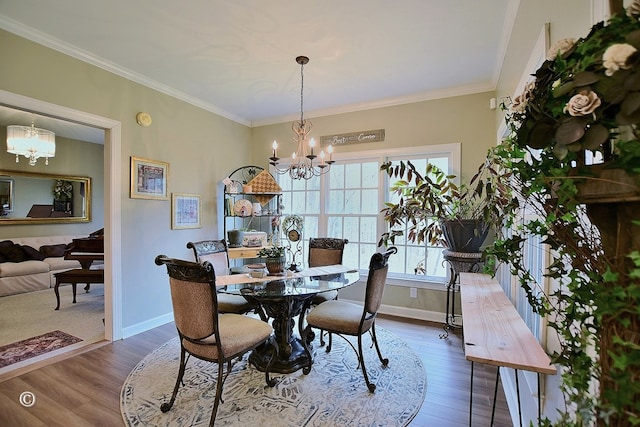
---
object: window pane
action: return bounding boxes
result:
[429,157,449,174]
[304,216,318,239]
[360,217,377,243]
[344,189,361,214]
[343,244,358,268]
[329,164,344,189]
[345,163,361,188]
[361,189,378,214]
[328,190,345,214]
[359,244,377,269]
[306,190,320,213]
[291,192,306,214]
[362,162,379,187]
[344,217,359,242]
[425,247,446,278]
[328,216,343,236]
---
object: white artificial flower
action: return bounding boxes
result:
[603,43,637,76]
[547,38,576,60]
[563,90,601,118]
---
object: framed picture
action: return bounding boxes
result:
[171,193,201,229]
[130,156,169,200]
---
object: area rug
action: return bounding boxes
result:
[0,330,82,368]
[121,327,426,426]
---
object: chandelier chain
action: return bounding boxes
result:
[300,59,305,124]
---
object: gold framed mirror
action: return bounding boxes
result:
[0,170,91,224]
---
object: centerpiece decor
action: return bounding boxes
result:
[491,2,640,424]
[257,246,286,275]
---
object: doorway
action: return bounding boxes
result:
[0,90,122,356]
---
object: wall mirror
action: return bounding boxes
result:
[0,170,91,224]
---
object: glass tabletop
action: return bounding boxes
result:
[220,269,360,298]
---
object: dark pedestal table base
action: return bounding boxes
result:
[249,294,314,374]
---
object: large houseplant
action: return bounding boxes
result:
[489,2,640,425]
[379,154,517,253]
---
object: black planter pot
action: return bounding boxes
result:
[440,219,489,253]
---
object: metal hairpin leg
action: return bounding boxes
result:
[469,361,474,427]
[490,367,501,425]
[515,369,523,427]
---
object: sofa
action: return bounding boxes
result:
[0,235,86,297]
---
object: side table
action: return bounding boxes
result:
[54,268,104,310]
[440,250,483,339]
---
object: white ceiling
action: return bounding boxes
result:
[0,0,515,138]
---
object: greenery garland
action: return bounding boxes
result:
[488,5,640,425]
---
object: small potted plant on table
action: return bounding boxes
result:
[257,246,286,275]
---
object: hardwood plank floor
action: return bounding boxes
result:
[0,315,512,426]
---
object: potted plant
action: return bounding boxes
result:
[379,155,517,253]
[488,3,640,424]
[257,246,286,275]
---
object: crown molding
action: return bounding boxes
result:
[251,81,496,128]
[0,16,250,127]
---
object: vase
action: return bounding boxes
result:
[227,230,244,248]
[265,256,286,275]
[439,219,489,253]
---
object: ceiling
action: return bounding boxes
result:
[0,0,515,140]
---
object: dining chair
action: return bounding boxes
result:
[300,237,349,342]
[303,246,397,392]
[187,240,266,321]
[155,255,275,426]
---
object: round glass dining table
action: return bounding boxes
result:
[217,266,360,374]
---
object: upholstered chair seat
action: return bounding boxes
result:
[181,313,273,360]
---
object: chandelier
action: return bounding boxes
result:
[270,56,334,180]
[6,116,56,166]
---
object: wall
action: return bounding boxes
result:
[0,29,253,331]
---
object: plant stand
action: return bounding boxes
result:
[440,250,483,339]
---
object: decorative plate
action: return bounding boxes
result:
[233,199,253,217]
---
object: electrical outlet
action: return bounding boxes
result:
[410,287,417,298]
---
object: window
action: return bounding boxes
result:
[273,143,460,287]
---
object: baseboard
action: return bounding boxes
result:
[122,312,174,339]
[340,298,444,323]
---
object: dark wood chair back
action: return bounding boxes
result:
[308,238,349,267]
[186,240,230,276]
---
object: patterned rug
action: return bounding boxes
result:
[0,330,82,368]
[121,327,426,426]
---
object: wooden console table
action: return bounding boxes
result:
[459,272,556,427]
[54,268,104,310]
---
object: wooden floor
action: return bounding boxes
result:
[0,315,512,426]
